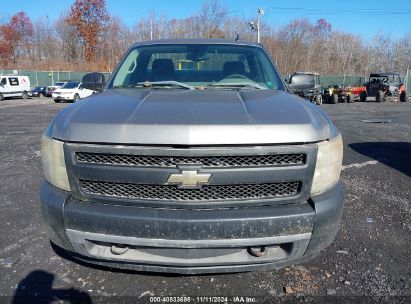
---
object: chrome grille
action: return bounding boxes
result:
[76,152,305,168]
[80,180,300,202]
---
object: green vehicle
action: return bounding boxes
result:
[287,72,323,105]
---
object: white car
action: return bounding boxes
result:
[52,82,94,103]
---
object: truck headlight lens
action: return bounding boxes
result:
[311,134,343,195]
[41,134,70,191]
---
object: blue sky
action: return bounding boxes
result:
[1,0,410,39]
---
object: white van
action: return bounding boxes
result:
[0,75,31,101]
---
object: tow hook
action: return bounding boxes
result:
[110,244,129,255]
[248,246,267,257]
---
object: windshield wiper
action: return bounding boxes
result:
[130,81,196,90]
[209,82,267,90]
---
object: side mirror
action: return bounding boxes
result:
[82,72,105,92]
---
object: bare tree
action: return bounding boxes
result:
[55,13,80,68]
[194,0,228,38]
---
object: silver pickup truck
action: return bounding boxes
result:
[40,39,343,274]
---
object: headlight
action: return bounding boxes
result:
[311,134,343,195]
[41,133,70,191]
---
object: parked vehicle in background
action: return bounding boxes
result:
[287,72,323,105]
[350,86,365,96]
[46,86,58,97]
[380,72,404,96]
[52,82,94,102]
[54,81,68,88]
[360,72,407,102]
[360,74,389,102]
[324,85,353,104]
[40,39,344,274]
[46,82,69,97]
[29,86,47,98]
[46,81,68,97]
[0,75,30,101]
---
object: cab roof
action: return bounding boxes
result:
[131,39,262,48]
[291,72,319,76]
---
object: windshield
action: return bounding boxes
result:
[62,82,79,89]
[380,74,401,84]
[55,82,66,86]
[290,74,315,84]
[110,44,284,90]
[369,77,387,83]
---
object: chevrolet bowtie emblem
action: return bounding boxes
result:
[167,170,211,188]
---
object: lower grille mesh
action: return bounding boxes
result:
[80,180,300,202]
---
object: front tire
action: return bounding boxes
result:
[360,91,367,102]
[315,94,322,105]
[0,93,3,101]
[323,93,330,104]
[54,99,60,103]
[73,94,80,102]
[22,91,28,99]
[400,91,407,102]
[376,90,384,102]
[331,94,338,104]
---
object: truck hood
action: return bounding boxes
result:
[49,88,338,145]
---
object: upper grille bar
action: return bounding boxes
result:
[76,152,305,168]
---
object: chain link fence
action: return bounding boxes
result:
[0,70,111,87]
[1,69,410,91]
[320,76,366,87]
[320,72,410,89]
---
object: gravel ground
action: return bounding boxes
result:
[0,97,410,304]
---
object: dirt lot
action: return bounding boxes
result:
[0,97,410,303]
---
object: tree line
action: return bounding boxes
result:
[1,0,410,76]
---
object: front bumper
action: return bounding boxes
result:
[40,181,343,274]
[53,94,74,101]
[292,91,318,100]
